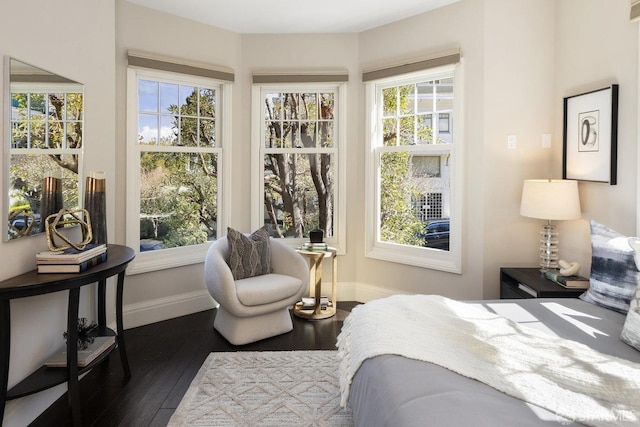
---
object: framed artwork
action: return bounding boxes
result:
[562,84,618,185]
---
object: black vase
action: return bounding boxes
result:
[40,176,63,233]
[84,173,107,245]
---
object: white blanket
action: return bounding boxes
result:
[336,295,640,427]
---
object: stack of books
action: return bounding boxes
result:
[300,242,329,251]
[544,269,590,289]
[300,296,331,310]
[36,243,108,273]
[44,336,116,367]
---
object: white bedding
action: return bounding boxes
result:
[336,295,640,427]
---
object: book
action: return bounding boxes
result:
[300,242,329,251]
[37,252,108,273]
[300,296,331,309]
[45,336,116,368]
[36,243,107,264]
[544,269,590,289]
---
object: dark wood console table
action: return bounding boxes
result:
[0,244,135,426]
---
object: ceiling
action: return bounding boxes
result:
[125,0,461,34]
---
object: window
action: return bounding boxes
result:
[251,82,346,250]
[126,67,230,273]
[8,83,83,238]
[365,62,461,273]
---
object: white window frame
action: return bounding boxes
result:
[125,67,231,274]
[250,82,346,254]
[364,63,463,273]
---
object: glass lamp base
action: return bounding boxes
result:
[539,223,559,271]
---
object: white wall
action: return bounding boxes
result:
[481,0,556,295]
[0,1,116,425]
[553,0,638,274]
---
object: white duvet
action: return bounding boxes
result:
[336,294,640,427]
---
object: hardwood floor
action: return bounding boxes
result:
[29,302,358,427]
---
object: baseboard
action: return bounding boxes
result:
[123,290,216,329]
[354,282,408,303]
[122,282,401,330]
[328,280,406,303]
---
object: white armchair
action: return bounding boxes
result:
[204,236,308,345]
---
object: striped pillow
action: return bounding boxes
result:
[621,238,640,350]
[226,226,271,280]
[580,221,639,314]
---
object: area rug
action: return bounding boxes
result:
[167,350,354,427]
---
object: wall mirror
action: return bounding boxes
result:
[4,57,84,241]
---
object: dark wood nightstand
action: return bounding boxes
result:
[500,267,587,299]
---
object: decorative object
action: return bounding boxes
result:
[84,171,107,245]
[7,208,35,239]
[40,173,63,233]
[167,351,353,426]
[580,221,640,313]
[558,259,581,276]
[309,228,324,243]
[63,318,97,350]
[45,208,92,252]
[520,179,581,271]
[563,85,619,184]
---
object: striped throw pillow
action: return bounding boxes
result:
[580,221,639,314]
[621,238,640,350]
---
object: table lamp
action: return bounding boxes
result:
[520,179,581,271]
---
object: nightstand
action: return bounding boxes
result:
[500,267,587,299]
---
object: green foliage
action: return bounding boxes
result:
[136,84,219,250]
[379,151,424,246]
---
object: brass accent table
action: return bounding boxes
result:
[293,247,337,320]
[0,244,135,427]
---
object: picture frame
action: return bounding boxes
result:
[562,84,618,185]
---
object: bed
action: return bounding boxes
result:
[340,297,640,426]
[337,222,640,427]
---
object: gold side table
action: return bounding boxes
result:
[293,247,337,320]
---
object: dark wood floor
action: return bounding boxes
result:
[29,302,358,427]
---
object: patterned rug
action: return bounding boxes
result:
[167,350,354,426]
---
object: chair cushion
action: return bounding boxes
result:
[236,273,304,306]
[226,226,271,280]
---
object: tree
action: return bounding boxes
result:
[263,92,334,238]
[138,87,218,249]
[377,85,425,245]
[9,91,83,238]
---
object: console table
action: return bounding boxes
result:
[0,244,135,427]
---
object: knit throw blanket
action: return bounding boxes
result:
[336,295,640,427]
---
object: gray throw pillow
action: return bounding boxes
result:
[226,226,271,280]
[621,238,640,350]
[580,221,639,314]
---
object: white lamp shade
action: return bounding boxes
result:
[520,179,581,220]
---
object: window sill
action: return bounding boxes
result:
[365,244,461,274]
[126,243,211,275]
